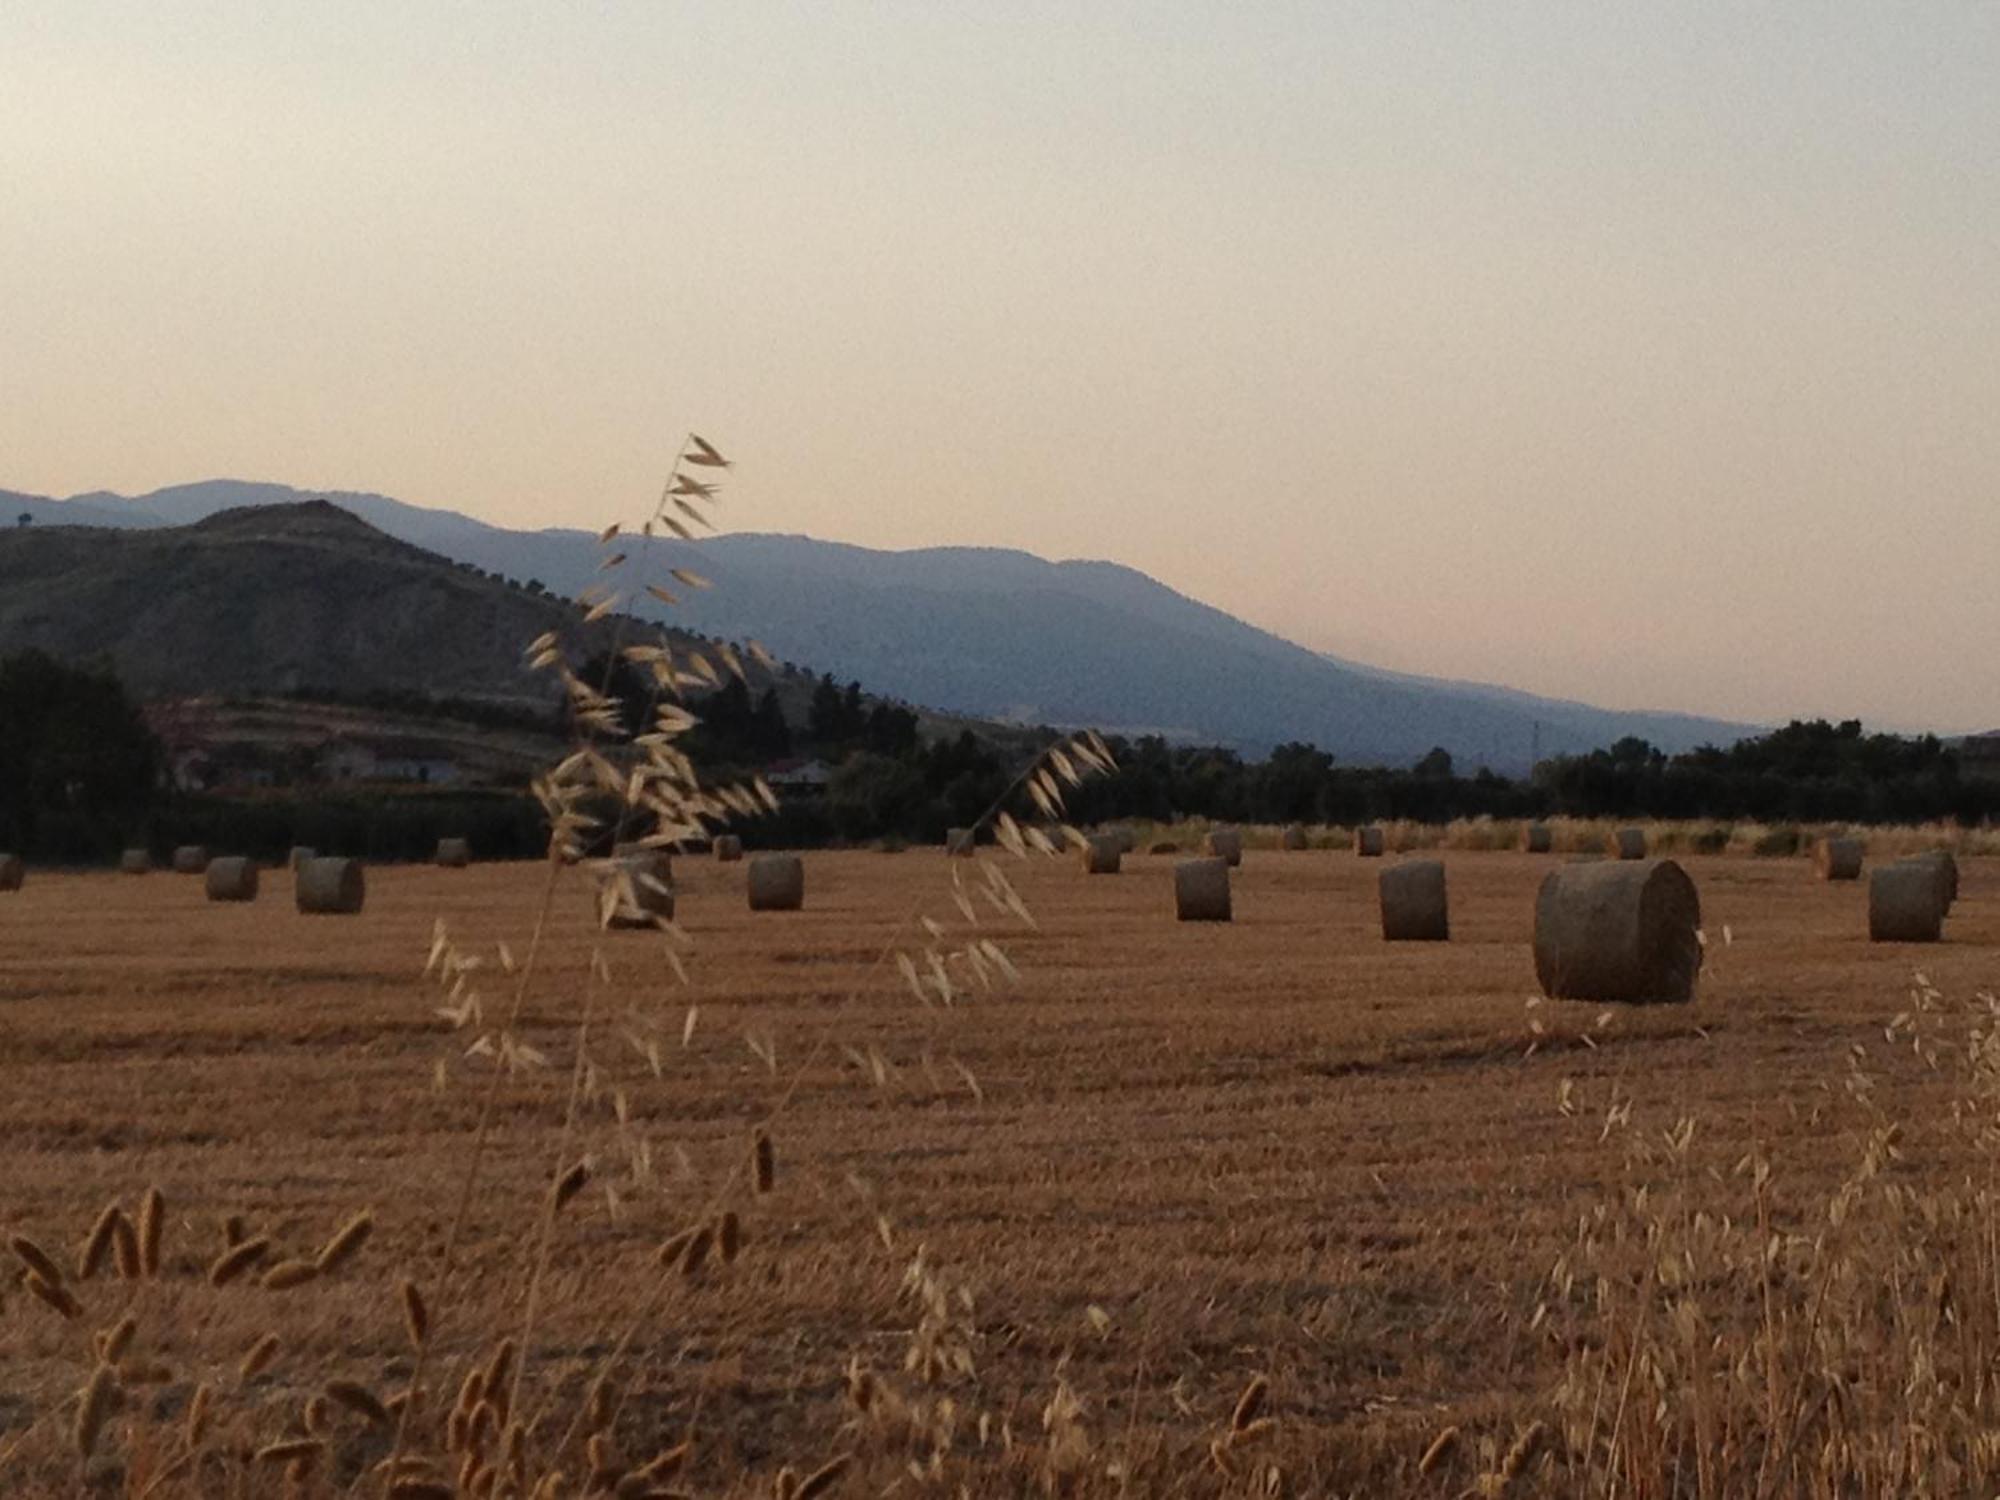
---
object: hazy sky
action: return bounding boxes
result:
[4,3,1995,730]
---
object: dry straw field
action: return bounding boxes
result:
[4,840,1998,1497]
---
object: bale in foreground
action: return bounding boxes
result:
[1354,826,1385,858]
[295,857,365,915]
[204,856,259,903]
[748,854,805,912]
[1870,862,1944,942]
[435,837,471,868]
[120,848,151,875]
[0,853,22,891]
[1524,824,1553,854]
[1379,859,1449,941]
[1080,835,1122,875]
[1280,824,1308,851]
[714,834,744,863]
[1612,828,1647,860]
[1533,858,1702,1004]
[1815,836,1864,882]
[1204,828,1243,867]
[606,850,674,928]
[1174,857,1231,922]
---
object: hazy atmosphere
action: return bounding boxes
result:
[5,2,1995,729]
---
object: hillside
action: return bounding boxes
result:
[3,479,1760,767]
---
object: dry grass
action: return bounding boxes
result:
[2,847,1996,1494]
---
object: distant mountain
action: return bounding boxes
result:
[4,479,1759,767]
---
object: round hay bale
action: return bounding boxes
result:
[945,828,976,857]
[435,837,471,868]
[1907,849,1959,910]
[1203,828,1243,867]
[748,853,805,912]
[1148,841,1179,855]
[1870,861,1945,942]
[1354,826,1385,858]
[120,848,151,876]
[1533,858,1702,1005]
[204,856,259,903]
[0,853,23,892]
[295,857,365,915]
[171,844,208,875]
[714,835,744,863]
[1379,859,1448,941]
[1080,835,1123,875]
[1109,826,1137,855]
[1524,824,1553,854]
[1814,837,1864,882]
[1280,824,1308,851]
[606,850,674,928]
[1611,828,1647,860]
[1174,857,1231,922]
[287,845,316,871]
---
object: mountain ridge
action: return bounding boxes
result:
[3,478,1762,767]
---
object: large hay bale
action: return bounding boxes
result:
[1280,824,1308,851]
[606,850,674,928]
[1174,857,1231,922]
[435,837,472,868]
[1870,861,1945,942]
[0,854,23,892]
[204,856,259,903]
[171,844,208,875]
[1354,826,1385,858]
[1203,828,1243,867]
[945,828,976,857]
[1524,824,1553,854]
[1814,837,1864,882]
[1379,859,1449,941]
[1080,835,1123,875]
[748,853,805,912]
[1533,858,1702,1005]
[295,857,365,915]
[714,835,744,863]
[287,845,316,871]
[120,848,151,875]
[1611,828,1647,860]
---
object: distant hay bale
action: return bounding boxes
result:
[1870,861,1945,942]
[1907,849,1959,911]
[747,854,805,912]
[434,838,471,868]
[1149,841,1179,855]
[607,850,674,928]
[1174,857,1231,922]
[120,849,151,876]
[295,858,365,915]
[171,845,207,874]
[1080,835,1123,875]
[1524,824,1553,854]
[1280,825,1308,851]
[1533,858,1703,1005]
[1203,828,1243,867]
[287,846,316,871]
[1379,860,1449,942]
[204,857,259,903]
[0,854,22,892]
[1109,827,1137,855]
[1814,837,1864,882]
[1612,828,1647,861]
[714,835,744,863]
[945,828,976,857]
[1354,826,1385,858]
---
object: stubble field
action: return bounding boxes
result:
[0,846,1993,1496]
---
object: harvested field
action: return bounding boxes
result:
[1,849,1996,1494]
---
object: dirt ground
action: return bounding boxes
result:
[0,847,1990,1495]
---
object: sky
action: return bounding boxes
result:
[3,2,1995,730]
